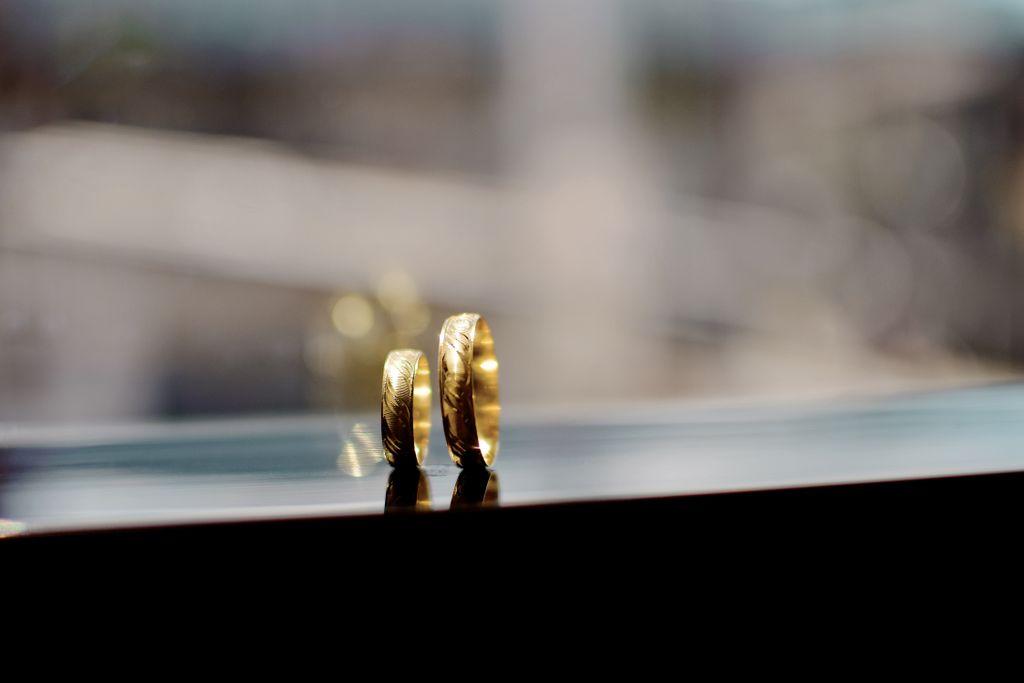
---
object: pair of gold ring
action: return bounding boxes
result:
[381,313,499,469]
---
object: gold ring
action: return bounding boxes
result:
[381,349,431,467]
[438,313,500,467]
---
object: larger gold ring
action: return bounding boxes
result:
[381,349,431,467]
[438,313,500,468]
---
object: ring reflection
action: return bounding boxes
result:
[385,468,432,512]
[337,422,384,478]
[450,469,499,508]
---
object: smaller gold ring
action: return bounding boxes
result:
[438,313,500,468]
[381,349,432,467]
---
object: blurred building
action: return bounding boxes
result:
[2,0,1024,421]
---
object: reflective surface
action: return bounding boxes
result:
[450,469,499,509]
[5,383,1024,534]
[385,468,431,512]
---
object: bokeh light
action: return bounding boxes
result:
[331,295,375,339]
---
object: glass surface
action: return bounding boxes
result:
[4,382,1024,535]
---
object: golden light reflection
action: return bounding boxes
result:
[384,468,432,512]
[331,294,375,338]
[336,422,384,477]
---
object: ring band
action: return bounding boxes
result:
[381,349,431,467]
[438,313,500,468]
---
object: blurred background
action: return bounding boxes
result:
[3,0,1024,423]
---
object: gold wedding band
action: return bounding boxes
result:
[438,313,500,468]
[381,349,431,467]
